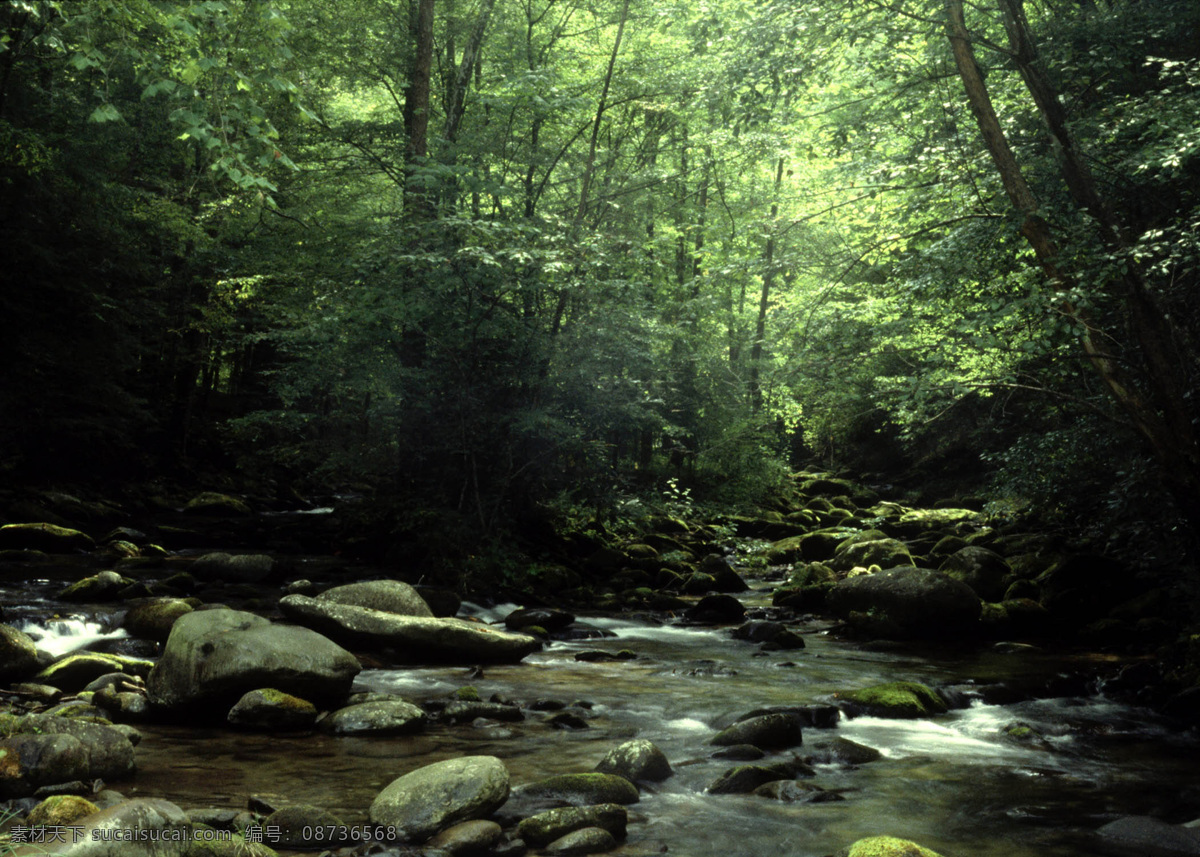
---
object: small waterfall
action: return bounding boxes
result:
[17,616,129,658]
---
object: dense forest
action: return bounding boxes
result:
[2,0,1199,576]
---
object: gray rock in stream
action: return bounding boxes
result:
[1095,816,1200,857]
[278,594,540,663]
[515,773,640,806]
[321,699,427,734]
[316,579,433,617]
[369,755,511,843]
[594,739,673,783]
[710,712,804,750]
[146,609,360,717]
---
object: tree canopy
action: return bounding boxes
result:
[3,0,1198,563]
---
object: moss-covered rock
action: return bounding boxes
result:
[37,652,155,693]
[830,538,913,572]
[836,835,944,857]
[0,712,136,798]
[0,624,40,682]
[517,804,628,848]
[184,492,253,516]
[227,688,319,730]
[834,681,949,719]
[124,598,195,642]
[939,546,1012,602]
[594,739,673,783]
[0,522,95,553]
[57,570,134,601]
[27,793,99,826]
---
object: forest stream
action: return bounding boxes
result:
[4,523,1198,857]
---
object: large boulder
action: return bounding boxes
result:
[939,546,1012,602]
[316,580,433,618]
[369,755,510,843]
[826,567,981,639]
[278,595,539,664]
[146,609,360,717]
[829,538,913,572]
[0,712,136,798]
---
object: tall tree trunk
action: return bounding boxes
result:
[946,0,1200,536]
[403,0,435,218]
[749,157,785,414]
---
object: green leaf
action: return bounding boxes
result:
[88,103,123,123]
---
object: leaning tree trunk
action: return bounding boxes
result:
[945,0,1200,539]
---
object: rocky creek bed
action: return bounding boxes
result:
[2,474,1200,857]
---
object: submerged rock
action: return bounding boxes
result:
[753,780,843,802]
[279,595,540,663]
[368,755,510,843]
[707,759,815,794]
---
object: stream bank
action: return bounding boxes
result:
[2,471,1199,857]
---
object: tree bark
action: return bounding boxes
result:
[749,156,785,414]
[403,0,436,217]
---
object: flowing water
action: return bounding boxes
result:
[9,580,1200,857]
